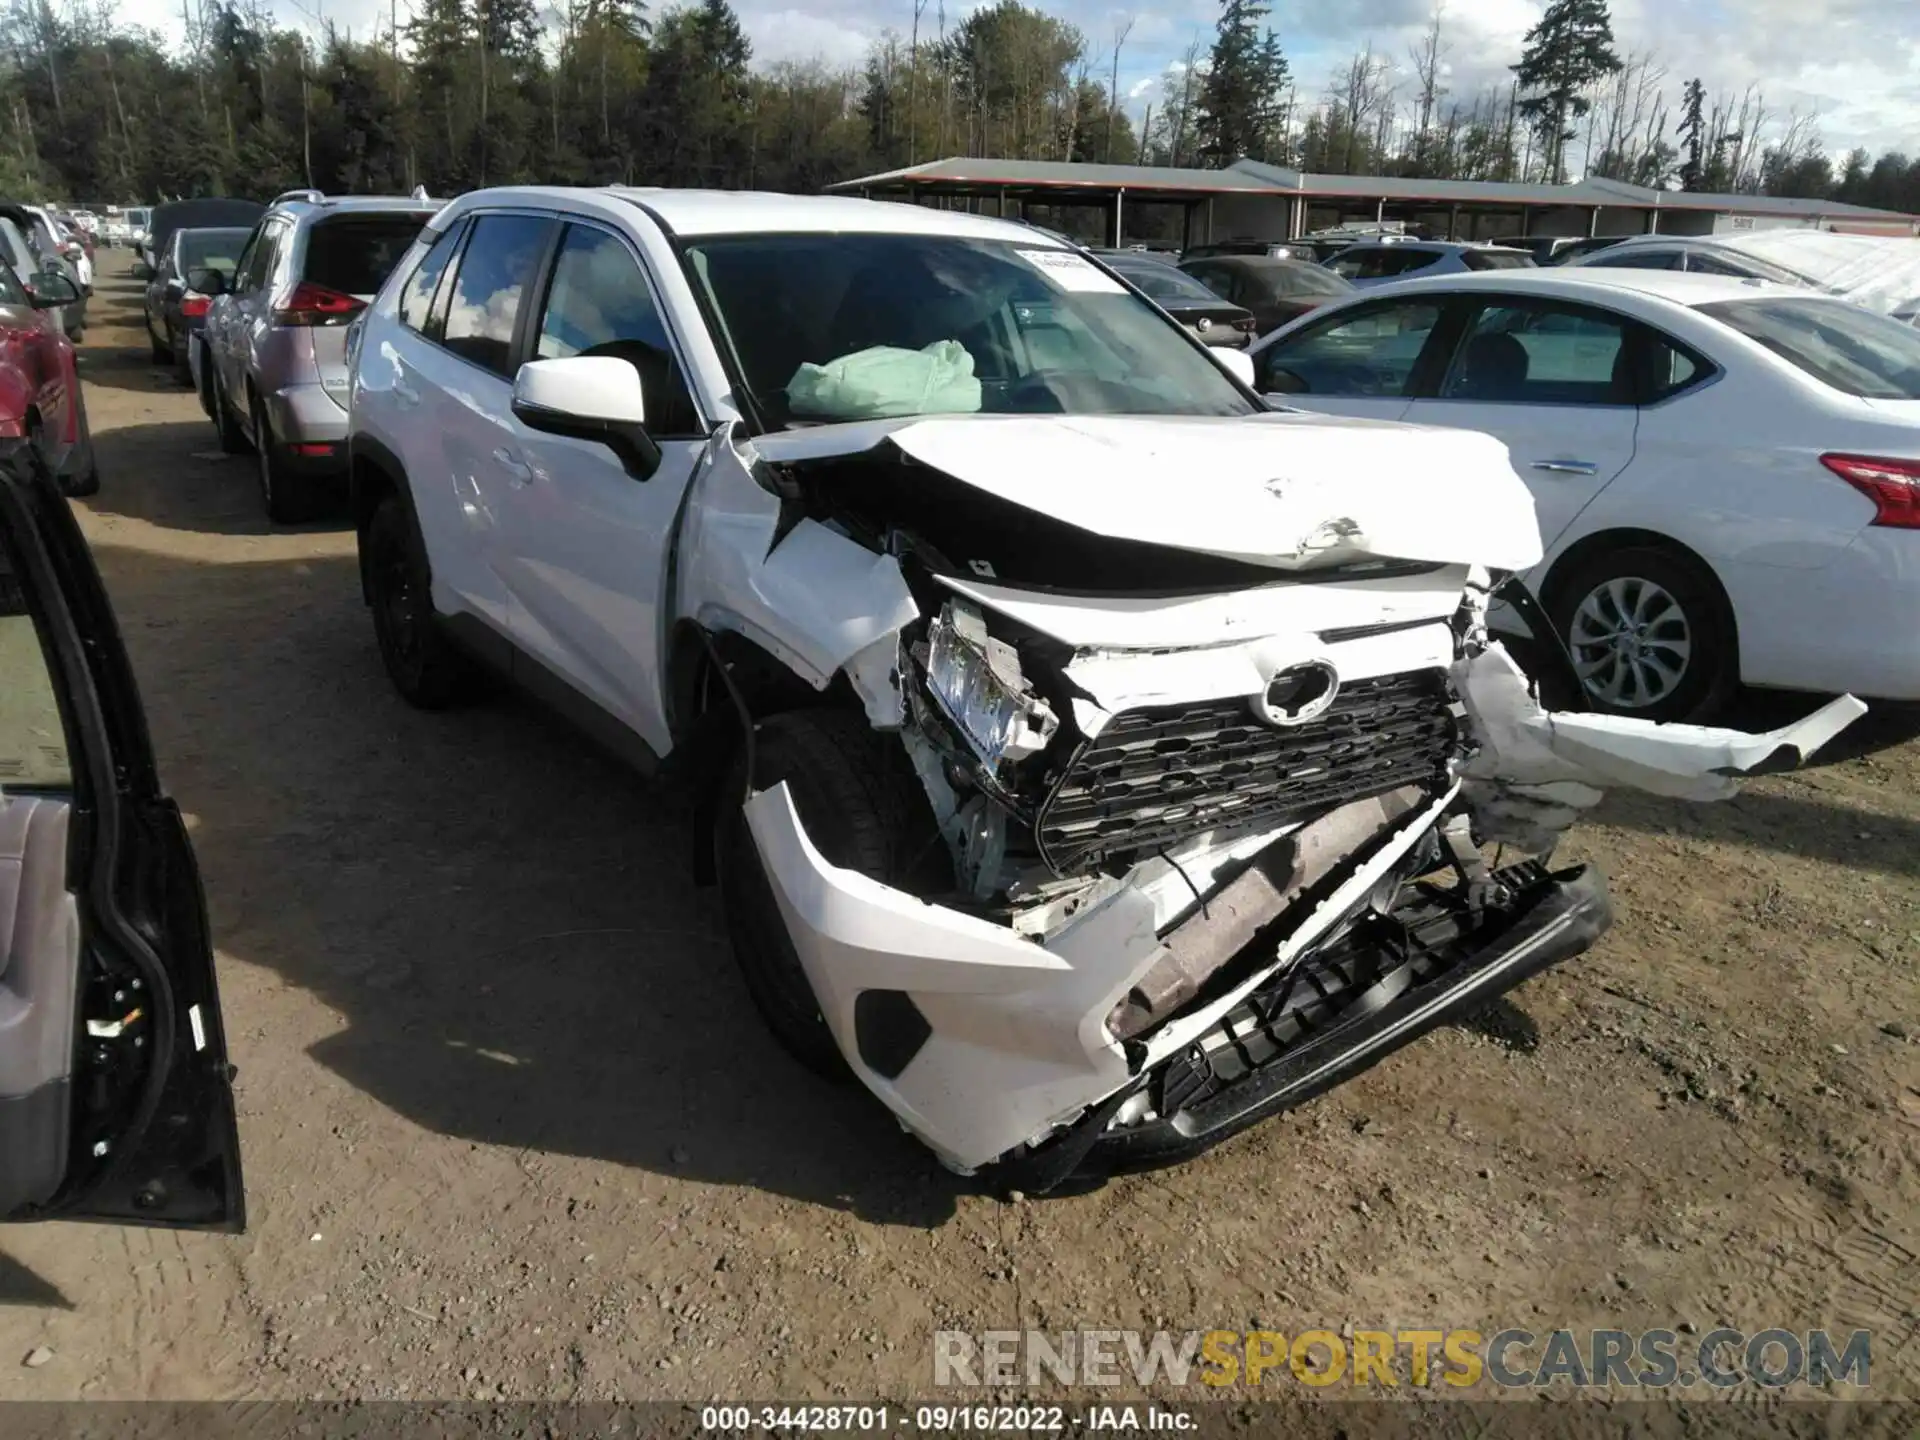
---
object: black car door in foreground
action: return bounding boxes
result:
[0,440,243,1230]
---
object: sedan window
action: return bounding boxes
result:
[1256,301,1442,396]
[1702,296,1920,400]
[1439,303,1633,405]
[1584,248,1680,271]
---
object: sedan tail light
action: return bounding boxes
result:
[273,281,365,327]
[1822,453,1920,529]
[181,293,212,318]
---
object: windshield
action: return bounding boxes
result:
[684,233,1257,428]
[1702,297,1920,399]
[179,227,250,276]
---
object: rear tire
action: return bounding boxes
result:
[1545,543,1737,723]
[363,492,487,709]
[715,709,948,1080]
[147,320,167,363]
[252,395,324,524]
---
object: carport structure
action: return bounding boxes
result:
[822,157,1289,249]
[827,157,1920,246]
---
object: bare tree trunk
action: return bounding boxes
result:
[1105,15,1132,163]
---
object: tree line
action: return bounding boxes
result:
[2,0,1916,220]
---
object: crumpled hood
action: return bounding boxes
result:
[750,412,1545,573]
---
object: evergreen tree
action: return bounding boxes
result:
[1511,0,1621,182]
[1195,0,1288,167]
[1677,77,1706,190]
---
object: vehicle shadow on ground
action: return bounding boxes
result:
[83,533,962,1228]
[0,1252,71,1309]
[86,421,352,539]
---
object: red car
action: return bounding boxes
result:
[0,253,95,496]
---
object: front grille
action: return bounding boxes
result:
[1035,670,1457,874]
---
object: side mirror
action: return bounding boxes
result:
[1212,347,1257,389]
[28,271,78,309]
[511,356,661,479]
[187,268,228,297]
[131,260,153,281]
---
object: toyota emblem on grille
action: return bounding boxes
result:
[1253,660,1340,727]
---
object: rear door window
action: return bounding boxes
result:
[440,213,554,378]
[398,221,465,338]
[302,213,433,299]
[1440,301,1634,404]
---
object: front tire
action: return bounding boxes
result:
[1547,544,1736,723]
[363,493,487,709]
[715,709,947,1079]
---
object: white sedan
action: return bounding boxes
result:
[1248,268,1920,720]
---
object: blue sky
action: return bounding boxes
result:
[120,0,1920,159]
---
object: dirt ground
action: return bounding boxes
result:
[2,252,1917,1409]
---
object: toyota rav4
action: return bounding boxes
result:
[345,188,1862,1191]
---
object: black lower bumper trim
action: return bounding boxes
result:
[992,863,1610,1191]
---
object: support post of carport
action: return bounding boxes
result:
[1589,206,1600,236]
[1448,203,1459,240]
[1112,189,1125,246]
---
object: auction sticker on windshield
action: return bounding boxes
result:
[1018,249,1126,293]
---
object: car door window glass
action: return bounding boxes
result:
[1257,301,1442,396]
[398,221,465,337]
[534,224,701,437]
[0,541,68,787]
[1586,249,1679,271]
[442,213,551,378]
[1440,303,1632,404]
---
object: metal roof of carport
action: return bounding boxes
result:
[825,157,1282,197]
[1226,158,1619,207]
[827,155,1918,225]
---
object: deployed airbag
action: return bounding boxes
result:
[788,341,982,420]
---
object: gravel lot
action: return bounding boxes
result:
[3,253,1917,1407]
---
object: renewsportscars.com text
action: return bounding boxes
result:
[932,1328,1871,1391]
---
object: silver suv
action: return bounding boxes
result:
[199,191,437,522]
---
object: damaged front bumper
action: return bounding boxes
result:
[1019,859,1609,1190]
[742,636,1863,1186]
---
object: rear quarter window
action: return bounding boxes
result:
[303,214,434,298]
[1702,297,1920,400]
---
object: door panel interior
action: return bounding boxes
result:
[0,795,77,1214]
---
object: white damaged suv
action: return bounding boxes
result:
[346,189,1863,1190]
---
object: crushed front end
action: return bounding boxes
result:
[701,415,1863,1186]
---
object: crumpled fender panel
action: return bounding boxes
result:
[674,430,917,696]
[1456,643,1867,851]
